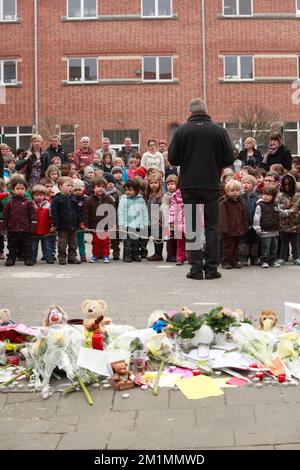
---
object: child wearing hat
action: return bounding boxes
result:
[104,172,121,260]
[112,166,125,194]
[84,165,95,196]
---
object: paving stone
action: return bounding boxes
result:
[58,431,110,450]
[56,389,113,416]
[225,387,283,406]
[113,388,169,411]
[78,411,136,432]
[0,399,58,419]
[6,392,60,404]
[0,417,53,434]
[172,426,235,448]
[107,430,173,450]
[135,408,195,429]
[234,425,300,446]
[282,386,300,403]
[195,406,255,428]
[169,390,226,409]
[254,403,300,427]
[0,433,61,450]
[0,393,7,409]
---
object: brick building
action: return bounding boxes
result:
[0,0,300,155]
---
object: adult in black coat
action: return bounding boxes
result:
[168,98,234,280]
[46,135,68,164]
[15,135,49,185]
[265,133,292,171]
[239,137,263,168]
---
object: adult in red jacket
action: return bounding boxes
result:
[168,98,234,280]
[74,136,95,168]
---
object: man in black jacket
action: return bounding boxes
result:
[46,135,68,164]
[168,98,234,280]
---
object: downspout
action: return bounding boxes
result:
[201,0,206,102]
[34,0,38,132]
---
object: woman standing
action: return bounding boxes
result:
[16,134,49,187]
[239,137,263,168]
[141,140,165,176]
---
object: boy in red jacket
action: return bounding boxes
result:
[31,184,53,264]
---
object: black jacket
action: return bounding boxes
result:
[168,114,234,190]
[46,145,68,164]
[239,148,263,168]
[15,151,49,180]
[266,145,292,171]
[0,154,4,178]
[51,193,80,230]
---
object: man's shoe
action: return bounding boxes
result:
[273,262,281,267]
[123,256,132,263]
[250,257,260,266]
[5,259,15,267]
[80,255,87,262]
[147,254,163,261]
[113,255,120,260]
[132,256,142,262]
[205,271,222,280]
[186,272,204,280]
[68,259,81,264]
[25,260,34,266]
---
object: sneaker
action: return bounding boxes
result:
[276,259,285,266]
[89,256,98,263]
[0,252,5,259]
[80,255,87,262]
[261,263,269,268]
[273,262,281,267]
[103,257,110,264]
[293,259,300,266]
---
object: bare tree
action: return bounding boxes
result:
[39,116,60,142]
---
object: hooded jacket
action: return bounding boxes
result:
[277,174,300,232]
[118,194,149,229]
[219,195,248,238]
[51,193,80,230]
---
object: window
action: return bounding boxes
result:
[143,57,172,81]
[223,0,252,16]
[0,60,17,84]
[1,126,32,152]
[142,0,172,17]
[224,56,254,80]
[67,0,97,18]
[0,0,16,21]
[297,0,300,15]
[103,129,139,151]
[68,58,98,83]
[60,125,75,154]
[284,122,300,156]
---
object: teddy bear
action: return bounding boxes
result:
[43,306,69,327]
[81,299,112,336]
[0,309,14,326]
[259,309,278,331]
[110,360,135,391]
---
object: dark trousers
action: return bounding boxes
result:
[7,232,32,261]
[222,236,241,266]
[167,233,177,259]
[124,233,139,259]
[139,238,148,257]
[48,233,57,258]
[111,238,120,257]
[240,228,259,261]
[181,188,219,275]
[280,232,299,261]
[32,235,52,262]
[0,233,4,253]
[58,229,78,262]
[261,236,278,265]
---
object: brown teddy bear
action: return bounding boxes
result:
[81,299,112,336]
[110,360,134,391]
[259,310,278,331]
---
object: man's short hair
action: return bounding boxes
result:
[189,98,208,114]
[80,136,90,143]
[265,171,280,182]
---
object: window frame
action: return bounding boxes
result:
[67,0,98,19]
[0,59,17,84]
[67,57,98,83]
[102,129,140,152]
[141,0,172,18]
[0,0,17,21]
[142,56,173,82]
[297,0,300,16]
[1,126,32,152]
[224,55,254,81]
[222,0,253,17]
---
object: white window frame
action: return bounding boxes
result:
[283,122,300,156]
[0,0,17,21]
[223,0,253,17]
[141,0,172,18]
[0,59,17,84]
[224,55,254,81]
[142,56,173,82]
[67,57,98,83]
[67,0,97,19]
[297,0,300,16]
[1,126,32,151]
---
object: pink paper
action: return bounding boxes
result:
[168,367,194,378]
[226,377,248,387]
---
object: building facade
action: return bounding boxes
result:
[0,0,300,154]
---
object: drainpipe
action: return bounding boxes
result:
[34,0,38,132]
[201,0,206,102]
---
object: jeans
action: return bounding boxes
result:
[124,233,140,259]
[280,232,299,261]
[32,235,52,262]
[7,232,32,261]
[48,233,57,258]
[77,230,86,257]
[260,236,278,265]
[181,188,219,275]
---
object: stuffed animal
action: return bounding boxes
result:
[0,309,14,326]
[81,299,112,335]
[110,360,135,391]
[259,309,278,331]
[43,306,68,327]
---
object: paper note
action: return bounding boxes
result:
[270,356,285,377]
[284,302,300,325]
[226,377,248,387]
[143,372,182,388]
[176,375,224,400]
[213,378,237,388]
[77,347,131,377]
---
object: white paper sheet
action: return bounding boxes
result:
[77,347,131,377]
[284,302,300,325]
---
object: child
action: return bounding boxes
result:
[2,177,37,266]
[51,176,81,265]
[0,178,10,259]
[253,185,282,268]
[61,163,71,177]
[31,184,53,264]
[219,180,248,269]
[112,166,125,194]
[240,175,259,265]
[101,152,113,173]
[104,172,121,260]
[126,158,138,179]
[277,174,300,265]
[40,177,56,260]
[91,153,102,171]
[50,155,62,170]
[138,178,149,258]
[118,179,149,262]
[83,166,95,196]
[146,173,164,261]
[162,174,178,262]
[72,179,87,262]
[82,177,114,263]
[113,158,128,183]
[3,156,16,182]
[169,186,186,265]
[45,165,60,195]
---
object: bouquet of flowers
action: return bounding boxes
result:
[164,308,203,339]
[201,307,247,334]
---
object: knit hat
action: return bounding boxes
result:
[103,172,115,184]
[84,165,95,177]
[112,166,123,175]
[73,179,85,190]
[135,166,147,179]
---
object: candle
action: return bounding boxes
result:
[92,333,103,350]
